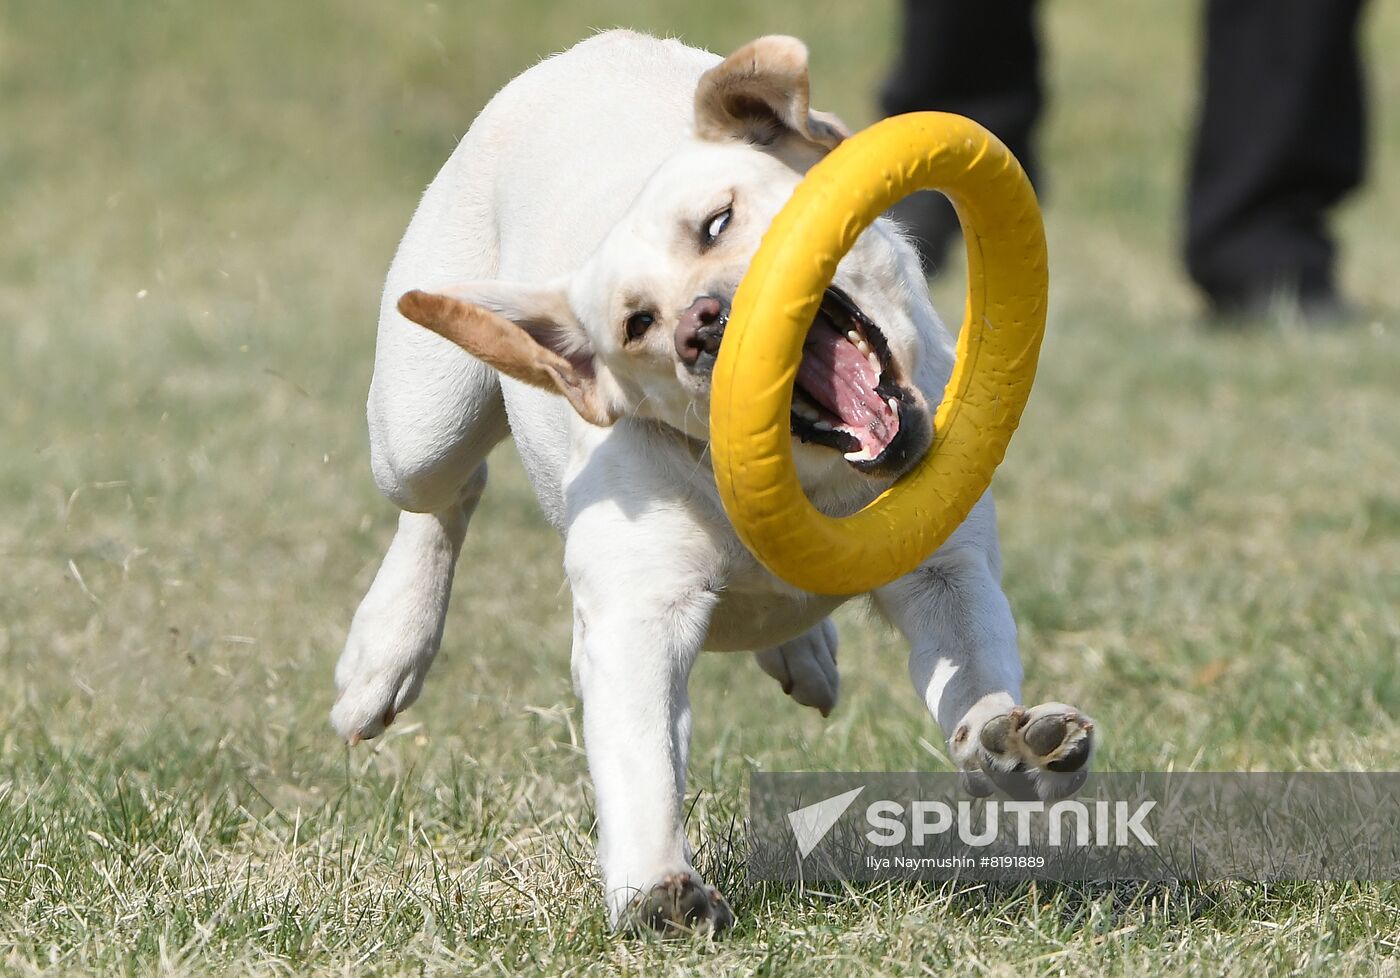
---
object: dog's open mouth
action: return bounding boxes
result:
[790,287,920,473]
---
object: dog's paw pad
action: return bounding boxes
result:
[978,707,1025,756]
[629,873,733,937]
[1018,703,1095,773]
[1022,712,1071,755]
[972,701,1096,800]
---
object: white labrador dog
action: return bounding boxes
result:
[332,31,1095,934]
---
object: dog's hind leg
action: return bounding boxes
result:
[754,618,840,716]
[332,463,492,743]
[333,253,511,742]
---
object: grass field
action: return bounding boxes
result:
[3,1,1400,974]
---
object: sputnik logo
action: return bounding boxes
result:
[786,786,865,857]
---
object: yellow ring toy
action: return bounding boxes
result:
[709,112,1048,595]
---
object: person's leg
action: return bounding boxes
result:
[879,0,1045,273]
[1184,0,1369,317]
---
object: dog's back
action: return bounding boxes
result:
[390,31,718,294]
[367,32,719,516]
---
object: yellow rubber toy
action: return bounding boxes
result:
[709,112,1048,595]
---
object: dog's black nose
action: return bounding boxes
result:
[675,296,727,367]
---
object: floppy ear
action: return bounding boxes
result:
[397,283,618,427]
[694,35,849,152]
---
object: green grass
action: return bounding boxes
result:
[3,0,1400,974]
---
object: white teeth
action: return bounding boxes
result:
[844,447,875,463]
[857,339,872,356]
[887,396,899,414]
[868,352,880,370]
[846,330,861,344]
[813,420,833,431]
[792,401,819,421]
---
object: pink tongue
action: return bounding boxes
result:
[796,318,899,456]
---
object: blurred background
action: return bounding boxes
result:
[3,2,1398,974]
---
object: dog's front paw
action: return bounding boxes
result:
[621,872,734,938]
[330,606,437,745]
[959,702,1096,801]
[754,618,839,717]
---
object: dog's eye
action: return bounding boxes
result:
[703,207,732,246]
[624,311,655,342]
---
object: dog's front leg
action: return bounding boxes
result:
[565,533,733,936]
[876,535,1096,801]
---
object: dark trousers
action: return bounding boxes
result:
[879,0,1043,273]
[880,0,1369,308]
[1186,0,1368,308]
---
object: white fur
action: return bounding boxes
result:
[333,31,1095,932]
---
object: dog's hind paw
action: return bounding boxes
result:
[622,872,733,938]
[754,618,839,717]
[961,702,1096,801]
[330,607,437,745]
